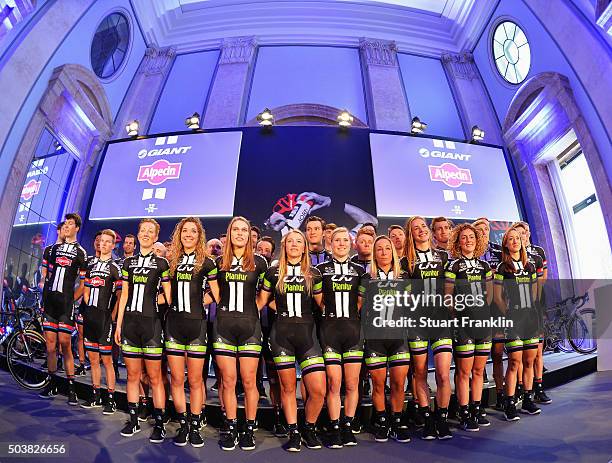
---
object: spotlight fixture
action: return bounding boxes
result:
[471,125,485,142]
[257,108,274,127]
[337,110,354,128]
[125,120,139,137]
[411,116,427,134]
[185,112,201,130]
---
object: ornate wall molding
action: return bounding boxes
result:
[219,36,257,64]
[359,38,398,67]
[140,46,176,76]
[441,51,477,81]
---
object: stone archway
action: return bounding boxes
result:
[246,103,368,127]
[502,72,612,279]
[0,63,113,273]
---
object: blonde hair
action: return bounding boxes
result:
[447,223,487,259]
[221,216,256,272]
[169,217,208,277]
[276,229,313,295]
[402,216,433,274]
[138,218,160,236]
[501,226,529,268]
[370,235,401,278]
[100,229,116,242]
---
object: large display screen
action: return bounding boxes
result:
[370,133,521,221]
[89,132,242,220]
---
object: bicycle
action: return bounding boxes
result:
[543,293,597,355]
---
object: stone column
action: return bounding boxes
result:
[441,51,503,145]
[203,36,258,129]
[112,46,176,138]
[359,38,410,131]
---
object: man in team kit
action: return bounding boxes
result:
[306,216,331,266]
[351,227,374,273]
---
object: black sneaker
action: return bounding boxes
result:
[327,425,343,449]
[515,384,524,407]
[274,421,289,437]
[521,393,541,415]
[435,411,453,440]
[189,423,205,448]
[341,419,357,446]
[150,425,166,444]
[374,421,389,442]
[239,429,256,451]
[220,418,230,435]
[80,395,102,409]
[75,364,86,377]
[494,393,505,411]
[459,408,479,432]
[67,390,78,406]
[302,425,322,449]
[472,404,490,427]
[421,411,436,440]
[199,411,207,428]
[220,422,238,451]
[504,398,521,422]
[138,400,150,422]
[390,424,411,443]
[38,384,58,399]
[535,389,552,404]
[120,421,141,437]
[103,400,117,415]
[351,417,362,434]
[284,430,301,452]
[174,425,189,447]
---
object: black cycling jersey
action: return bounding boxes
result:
[215,254,268,318]
[317,258,366,320]
[309,249,331,266]
[85,258,122,312]
[527,244,547,270]
[481,242,502,272]
[122,253,170,318]
[445,256,492,298]
[261,264,322,323]
[350,254,371,273]
[400,248,448,296]
[42,241,88,299]
[494,260,537,310]
[170,253,217,319]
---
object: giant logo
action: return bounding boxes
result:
[428,163,473,188]
[21,180,41,201]
[419,148,471,161]
[137,146,192,159]
[137,159,182,186]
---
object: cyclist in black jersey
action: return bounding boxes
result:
[214,217,268,451]
[115,218,171,443]
[165,217,219,447]
[81,230,122,413]
[388,225,406,257]
[38,213,87,405]
[401,216,452,440]
[474,217,505,409]
[258,230,326,452]
[306,216,331,266]
[351,227,374,273]
[363,235,411,443]
[316,227,366,448]
[445,223,493,431]
[493,226,540,421]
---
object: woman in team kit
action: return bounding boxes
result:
[493,226,540,421]
[115,219,171,443]
[257,230,327,452]
[165,217,220,447]
[445,224,493,431]
[401,216,453,440]
[213,216,268,451]
[362,235,411,443]
[316,227,366,449]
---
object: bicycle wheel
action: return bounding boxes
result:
[7,330,50,390]
[568,308,597,354]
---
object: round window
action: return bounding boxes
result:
[90,12,130,79]
[492,21,530,84]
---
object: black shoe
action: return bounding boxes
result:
[341,419,357,446]
[174,425,189,447]
[103,400,116,415]
[521,393,541,415]
[284,430,301,452]
[189,422,205,448]
[199,411,207,429]
[239,429,256,451]
[274,421,289,437]
[459,408,479,432]
[75,364,86,377]
[327,425,343,449]
[390,424,411,443]
[138,401,150,422]
[80,395,102,409]
[436,411,453,440]
[472,404,490,427]
[515,384,524,407]
[120,421,141,437]
[421,411,436,440]
[257,381,267,399]
[494,393,505,411]
[504,398,521,421]
[302,425,322,449]
[38,384,58,399]
[220,418,230,435]
[67,390,78,406]
[149,425,166,444]
[351,417,362,434]
[535,389,552,404]
[373,421,389,443]
[220,421,238,451]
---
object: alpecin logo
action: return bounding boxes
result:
[21,179,41,200]
[428,163,473,188]
[56,256,72,267]
[137,159,182,186]
[89,276,105,287]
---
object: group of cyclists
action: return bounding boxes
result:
[35,211,551,452]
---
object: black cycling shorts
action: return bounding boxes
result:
[365,339,410,370]
[83,307,113,355]
[164,310,207,359]
[212,315,262,358]
[121,313,164,360]
[269,322,324,376]
[42,292,74,334]
[319,319,364,365]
